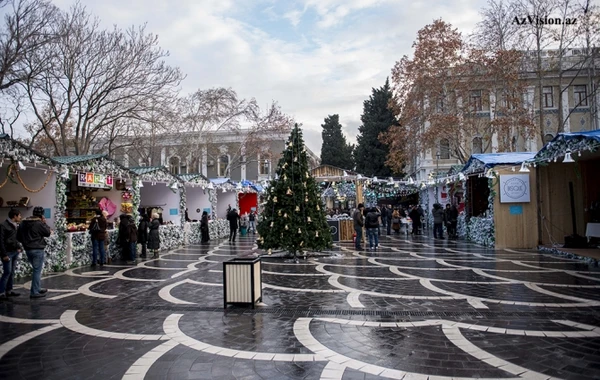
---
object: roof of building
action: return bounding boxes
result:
[52,154,107,164]
[534,129,600,161]
[178,173,209,182]
[462,152,537,173]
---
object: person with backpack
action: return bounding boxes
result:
[365,207,380,250]
[88,210,108,267]
[138,214,149,258]
[126,215,138,264]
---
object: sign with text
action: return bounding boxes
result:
[499,174,530,203]
[78,172,113,189]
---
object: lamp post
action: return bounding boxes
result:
[435,152,440,203]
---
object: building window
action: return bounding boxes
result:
[472,137,483,154]
[574,85,587,107]
[470,90,482,112]
[218,155,229,177]
[180,161,187,175]
[259,158,270,175]
[439,139,450,159]
[543,133,554,145]
[543,86,553,108]
[436,97,445,113]
[169,156,180,175]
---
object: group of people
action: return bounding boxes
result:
[225,205,258,244]
[431,203,459,240]
[1,207,51,299]
[89,211,161,265]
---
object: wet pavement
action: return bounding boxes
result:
[2,233,600,379]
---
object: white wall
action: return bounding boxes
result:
[216,190,237,219]
[185,186,211,221]
[0,167,57,227]
[140,183,181,225]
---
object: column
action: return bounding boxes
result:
[160,147,166,166]
[489,91,498,153]
[562,85,571,132]
[240,144,247,181]
[525,86,536,152]
[201,146,208,177]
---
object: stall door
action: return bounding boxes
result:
[238,193,258,215]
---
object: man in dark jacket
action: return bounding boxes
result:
[353,204,365,250]
[117,214,130,261]
[227,208,240,243]
[126,215,138,264]
[17,207,51,298]
[138,215,149,258]
[432,203,445,239]
[89,210,108,267]
[0,209,22,299]
[365,207,380,250]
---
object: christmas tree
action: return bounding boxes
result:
[257,124,332,261]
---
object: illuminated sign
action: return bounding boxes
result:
[78,172,113,189]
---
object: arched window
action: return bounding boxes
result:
[543,134,554,145]
[218,155,229,177]
[472,137,483,154]
[439,139,450,159]
[259,155,271,175]
[169,156,180,175]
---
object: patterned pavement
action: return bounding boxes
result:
[1,233,600,379]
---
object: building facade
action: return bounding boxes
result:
[410,48,600,182]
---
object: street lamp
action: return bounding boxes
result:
[435,152,440,203]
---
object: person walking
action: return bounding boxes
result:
[89,210,108,267]
[386,205,392,235]
[446,204,459,239]
[148,213,161,258]
[227,208,240,243]
[138,214,149,258]
[200,211,210,243]
[432,203,445,239]
[365,207,380,250]
[0,209,22,300]
[380,205,388,234]
[17,207,51,299]
[391,208,401,234]
[248,211,256,234]
[353,204,365,250]
[126,215,138,264]
[409,206,421,235]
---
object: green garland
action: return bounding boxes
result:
[179,186,187,226]
[132,177,141,223]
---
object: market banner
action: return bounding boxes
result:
[78,172,113,189]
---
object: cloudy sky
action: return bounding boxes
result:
[51,0,485,155]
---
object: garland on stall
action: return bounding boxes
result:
[179,186,187,226]
[208,188,217,219]
[14,165,54,193]
[131,177,141,223]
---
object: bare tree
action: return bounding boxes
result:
[24,3,184,156]
[0,0,58,136]
[470,0,523,50]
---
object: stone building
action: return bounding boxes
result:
[409,48,600,182]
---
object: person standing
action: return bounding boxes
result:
[391,208,401,234]
[386,205,392,235]
[432,203,445,239]
[200,211,210,244]
[17,207,51,299]
[409,206,421,235]
[248,211,256,234]
[353,204,365,250]
[138,214,149,258]
[380,205,388,234]
[148,213,161,258]
[365,207,380,250]
[126,215,138,264]
[227,208,240,243]
[89,210,108,267]
[117,213,130,261]
[0,209,22,300]
[447,204,459,239]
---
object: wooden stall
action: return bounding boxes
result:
[339,220,354,241]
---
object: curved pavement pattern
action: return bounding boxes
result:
[2,234,600,379]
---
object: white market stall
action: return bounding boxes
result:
[212,178,237,218]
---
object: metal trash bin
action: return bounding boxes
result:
[223,257,262,308]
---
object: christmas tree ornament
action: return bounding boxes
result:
[305,172,309,179]
[267,249,272,255]
[278,210,282,216]
[270,222,274,227]
[307,217,312,223]
[295,206,300,211]
[294,156,298,162]
[300,241,304,247]
[273,196,277,203]
[303,182,307,188]
[298,228,301,234]
[283,174,287,180]
[286,188,293,195]
[305,196,308,202]
[285,224,288,230]
[284,213,288,218]
[316,231,319,237]
[316,205,320,210]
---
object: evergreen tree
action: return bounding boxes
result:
[320,114,355,170]
[257,124,332,261]
[354,78,397,177]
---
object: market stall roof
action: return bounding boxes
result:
[129,165,181,183]
[52,154,132,179]
[53,154,106,164]
[534,129,600,162]
[178,173,209,183]
[241,179,263,193]
[310,164,360,181]
[209,178,234,185]
[461,152,536,174]
[0,134,55,166]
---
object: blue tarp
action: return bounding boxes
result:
[535,129,600,160]
[242,179,263,193]
[462,152,536,173]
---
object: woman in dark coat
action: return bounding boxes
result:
[147,213,161,258]
[117,213,130,261]
[200,211,210,243]
[138,215,149,258]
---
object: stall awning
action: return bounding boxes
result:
[241,179,263,193]
[130,166,180,184]
[534,130,600,162]
[461,152,536,174]
[53,154,107,164]
[210,178,233,185]
[178,173,209,184]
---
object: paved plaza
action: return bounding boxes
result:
[1,233,600,380]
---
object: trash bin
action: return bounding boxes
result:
[223,257,262,308]
[240,226,247,236]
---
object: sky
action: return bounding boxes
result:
[49,0,485,155]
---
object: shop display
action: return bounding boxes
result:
[65,189,98,227]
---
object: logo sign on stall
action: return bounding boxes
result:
[78,172,113,189]
[499,174,530,203]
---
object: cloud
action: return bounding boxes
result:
[17,0,486,156]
